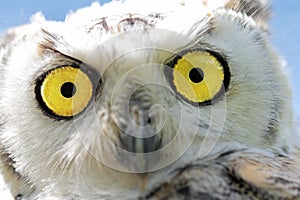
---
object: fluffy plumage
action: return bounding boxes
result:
[0,0,299,199]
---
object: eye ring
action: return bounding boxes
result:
[165,49,230,106]
[35,64,101,120]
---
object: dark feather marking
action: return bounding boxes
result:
[117,16,151,32]
[144,149,300,199]
[226,167,272,199]
[39,29,63,50]
[0,148,18,176]
[218,149,240,158]
[88,17,111,33]
[87,13,165,34]
[39,29,84,65]
[15,194,23,200]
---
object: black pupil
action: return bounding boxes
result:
[189,67,204,83]
[61,82,77,98]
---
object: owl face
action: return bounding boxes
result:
[0,0,294,197]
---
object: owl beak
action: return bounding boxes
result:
[112,99,164,172]
[117,123,162,173]
[120,126,161,153]
[119,105,162,153]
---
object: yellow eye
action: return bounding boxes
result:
[36,65,97,118]
[169,50,230,104]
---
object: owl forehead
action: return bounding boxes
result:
[65,0,227,31]
[85,13,165,34]
[38,23,200,75]
[78,10,209,38]
[36,1,235,71]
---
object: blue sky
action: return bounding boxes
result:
[0,0,299,118]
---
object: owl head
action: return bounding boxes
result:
[0,0,295,198]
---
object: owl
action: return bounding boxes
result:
[0,0,299,199]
